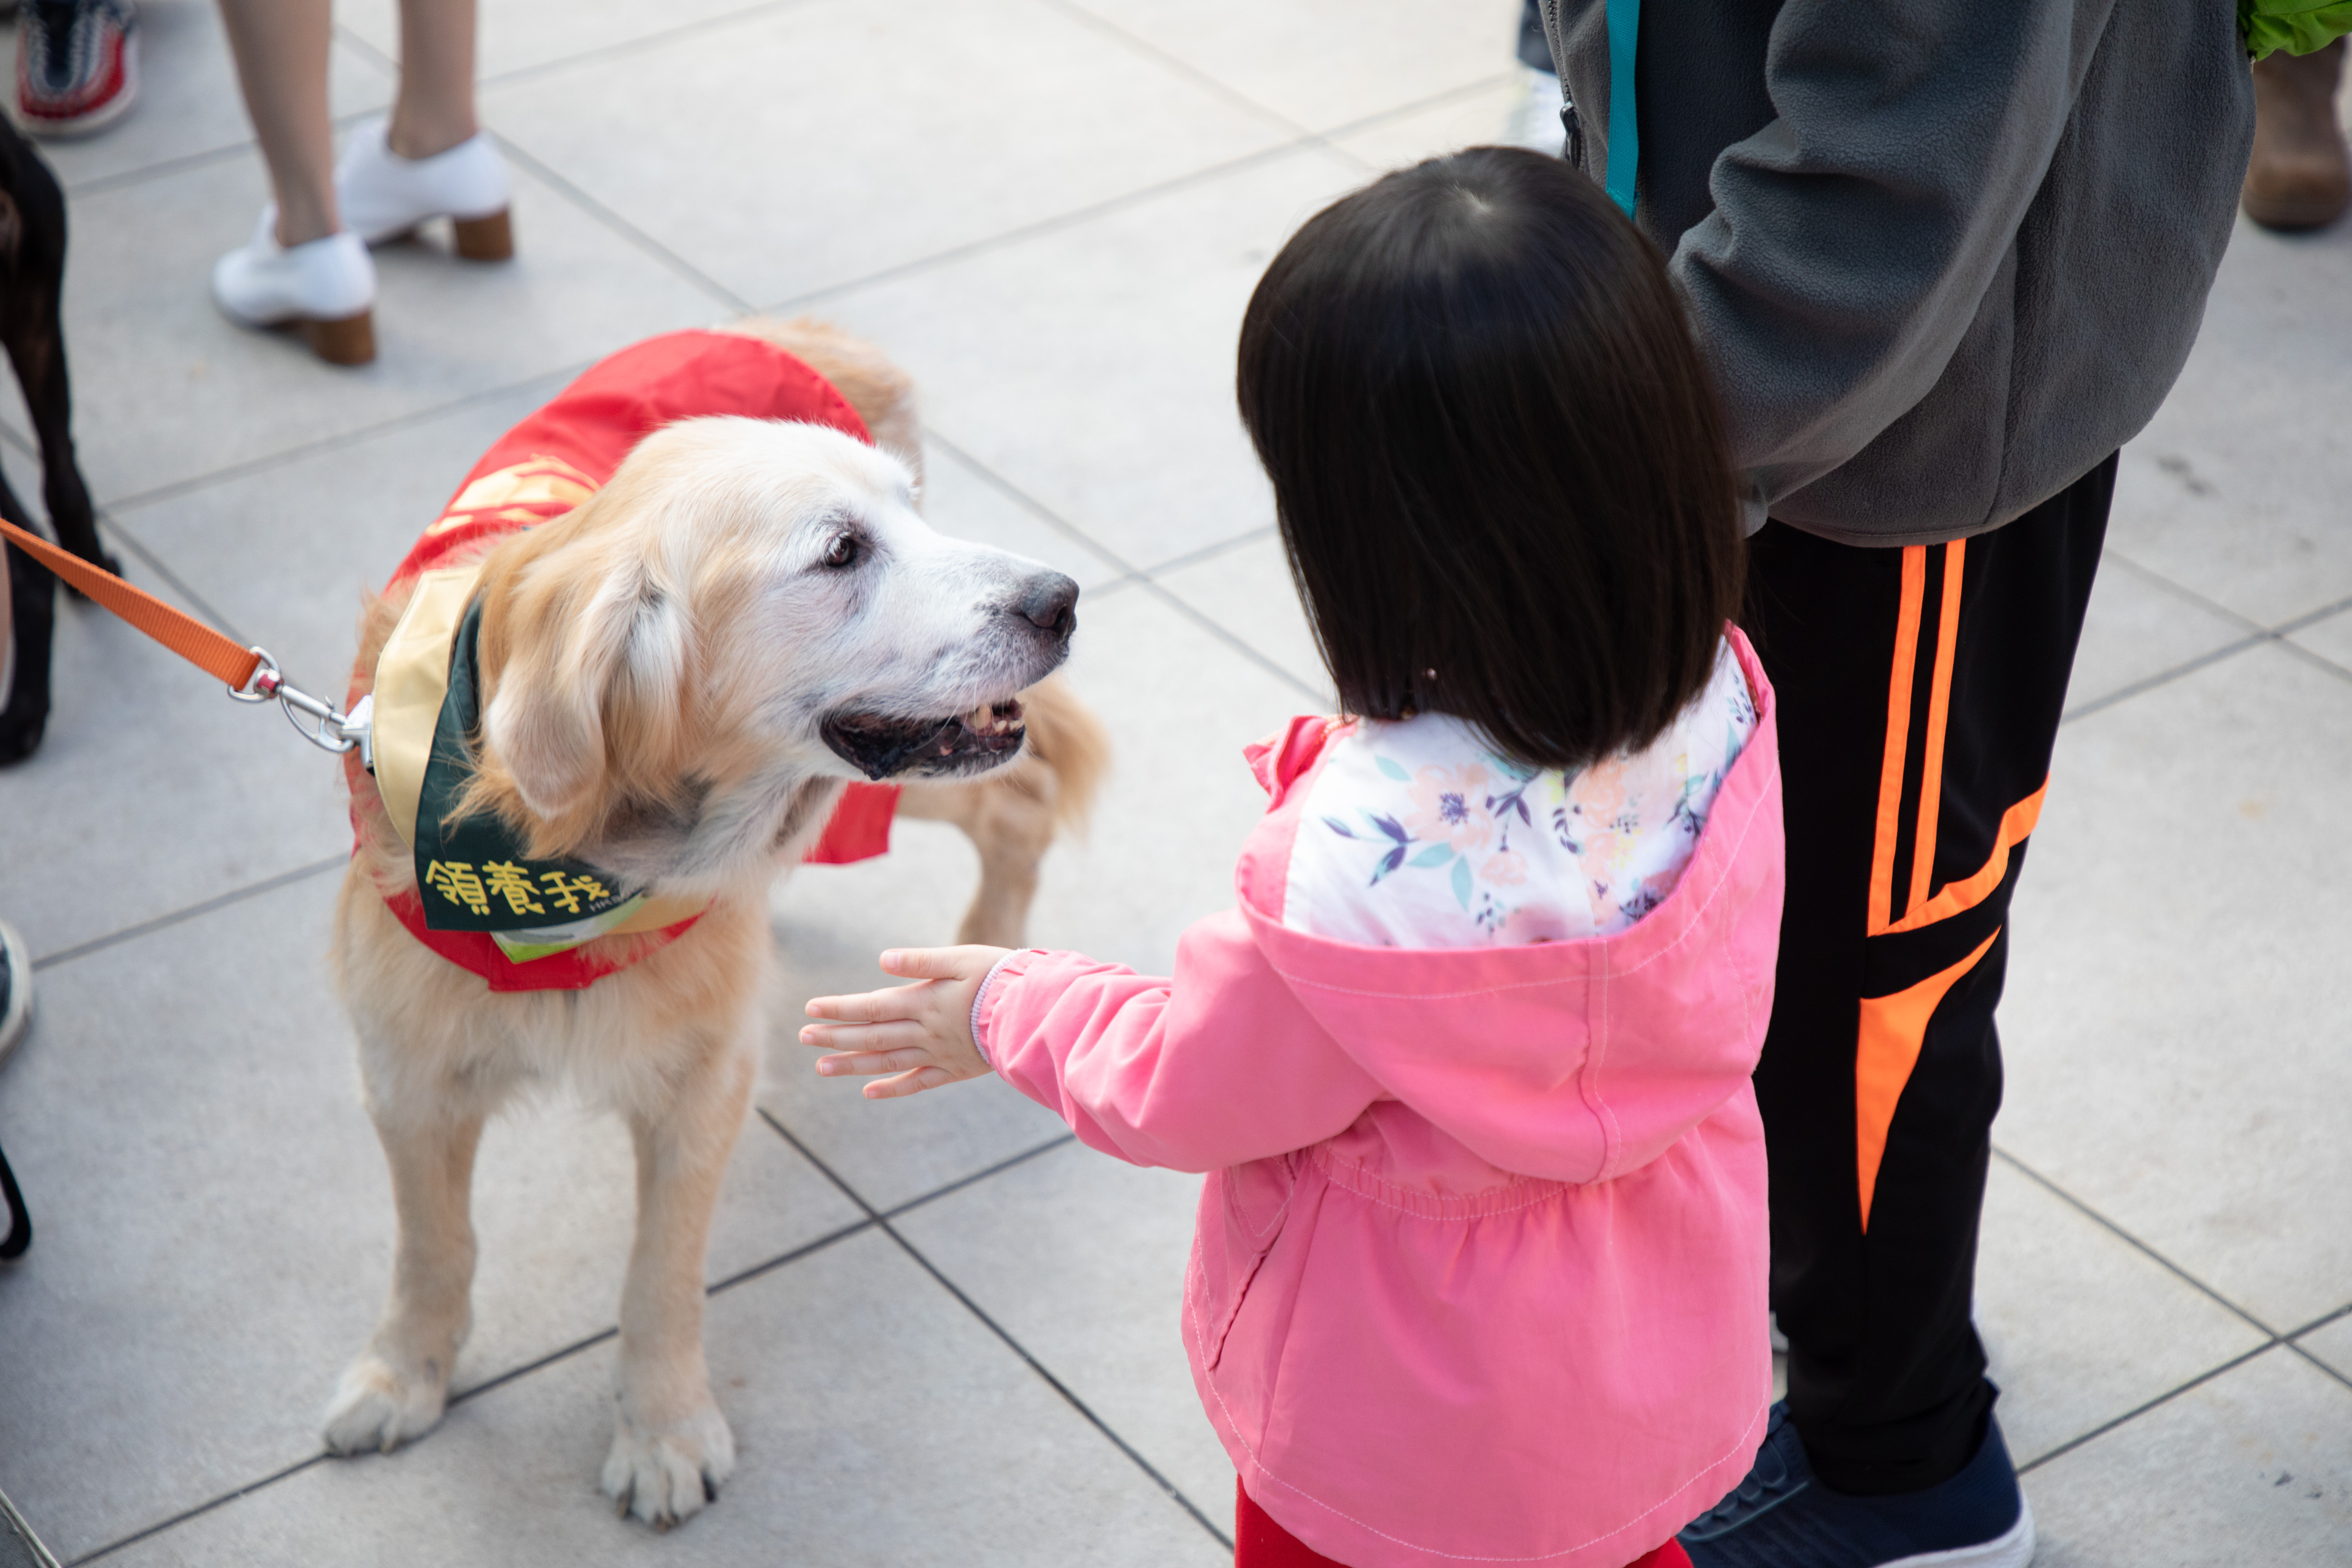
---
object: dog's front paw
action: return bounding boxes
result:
[602,1403,734,1530]
[322,1352,451,1456]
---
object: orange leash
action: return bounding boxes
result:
[1,515,260,689]
[0,515,372,758]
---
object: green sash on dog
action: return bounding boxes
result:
[373,566,700,962]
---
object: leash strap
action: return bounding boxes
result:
[0,515,260,689]
[1605,0,1640,220]
[0,514,371,758]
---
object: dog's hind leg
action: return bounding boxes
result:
[323,1105,486,1456]
[897,675,1108,947]
[898,766,1058,949]
[602,1031,753,1529]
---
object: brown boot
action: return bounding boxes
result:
[2244,40,2351,230]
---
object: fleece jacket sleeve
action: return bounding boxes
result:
[1666,0,2111,524]
[976,910,1385,1174]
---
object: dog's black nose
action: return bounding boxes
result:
[1015,573,1079,639]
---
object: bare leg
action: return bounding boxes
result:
[216,0,338,245]
[603,1037,752,1528]
[322,1106,486,1454]
[387,0,478,158]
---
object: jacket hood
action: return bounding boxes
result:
[1230,627,1784,1185]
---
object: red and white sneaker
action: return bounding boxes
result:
[15,0,139,139]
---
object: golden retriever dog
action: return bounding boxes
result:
[322,318,1106,1525]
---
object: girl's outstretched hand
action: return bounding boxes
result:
[801,946,1010,1099]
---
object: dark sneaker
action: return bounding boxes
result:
[16,0,139,139]
[0,918,28,1069]
[1680,1402,2034,1568]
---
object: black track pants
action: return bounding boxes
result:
[1743,456,2114,1496]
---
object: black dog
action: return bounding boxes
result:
[0,116,113,766]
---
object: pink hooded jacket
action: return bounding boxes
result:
[977,629,1783,1568]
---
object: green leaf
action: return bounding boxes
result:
[1375,756,1410,781]
[2243,0,2352,57]
[1409,845,1454,868]
[1451,857,1473,908]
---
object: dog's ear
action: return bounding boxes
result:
[0,190,22,268]
[483,536,687,824]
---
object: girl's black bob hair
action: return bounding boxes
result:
[1237,146,1744,771]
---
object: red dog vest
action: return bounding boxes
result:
[358,330,900,991]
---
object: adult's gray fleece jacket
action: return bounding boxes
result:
[1539,1,2255,546]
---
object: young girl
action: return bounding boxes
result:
[801,147,1781,1568]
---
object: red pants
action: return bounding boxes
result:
[1236,1481,1693,1568]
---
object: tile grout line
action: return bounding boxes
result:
[2285,1300,2352,1340]
[756,1108,1237,1552]
[57,1223,879,1566]
[421,1126,1089,1407]
[54,1131,1087,1565]
[1134,521,1281,581]
[2285,1340,2352,1396]
[751,70,1528,324]
[874,1132,1079,1219]
[443,1214,883,1410]
[1137,576,1332,705]
[753,138,1330,319]
[66,141,253,200]
[924,431,1147,578]
[2060,633,2267,725]
[2101,546,2352,650]
[1985,1143,2352,1421]
[475,129,756,315]
[2279,1301,2352,1394]
[76,134,1351,522]
[2014,1341,2281,1478]
[89,512,252,646]
[469,0,827,93]
[64,71,1500,530]
[65,104,402,201]
[1989,1144,2280,1340]
[2100,547,2273,640]
[2068,551,2352,719]
[1992,1139,2352,1459]
[96,366,583,517]
[30,854,348,971]
[1028,0,1513,177]
[1025,0,1324,141]
[65,1454,330,1568]
[924,431,1328,703]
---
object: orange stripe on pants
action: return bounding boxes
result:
[1866,547,1928,937]
[1854,929,2000,1231]
[1906,541,1966,920]
[1884,783,2046,936]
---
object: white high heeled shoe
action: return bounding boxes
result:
[210,216,376,365]
[336,118,514,258]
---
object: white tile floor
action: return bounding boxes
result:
[0,2,2346,1563]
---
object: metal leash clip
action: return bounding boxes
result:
[228,647,374,768]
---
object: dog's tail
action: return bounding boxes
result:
[1020,674,1109,836]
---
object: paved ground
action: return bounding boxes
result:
[0,2,2347,1563]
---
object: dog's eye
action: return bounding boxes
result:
[822,532,860,569]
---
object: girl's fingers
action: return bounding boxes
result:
[799,1019,928,1053]
[878,947,983,981]
[804,988,925,1024]
[863,1064,952,1099]
[813,1047,931,1079]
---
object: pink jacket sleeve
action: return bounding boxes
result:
[977,908,1385,1173]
